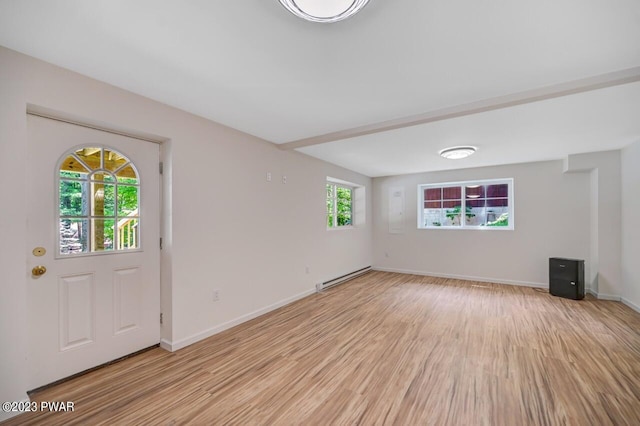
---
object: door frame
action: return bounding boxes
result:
[26,103,173,364]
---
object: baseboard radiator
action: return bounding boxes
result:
[316,266,372,292]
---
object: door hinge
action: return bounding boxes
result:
[159,161,164,175]
[160,313,163,325]
[160,237,163,250]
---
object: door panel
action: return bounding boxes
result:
[26,115,160,389]
[58,273,95,351]
[113,266,142,335]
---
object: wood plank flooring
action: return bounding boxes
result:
[5,271,640,425]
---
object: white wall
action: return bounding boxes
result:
[564,150,622,298]
[0,46,31,416]
[621,140,640,310]
[0,46,372,419]
[373,160,591,286]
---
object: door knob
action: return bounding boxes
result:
[32,266,47,276]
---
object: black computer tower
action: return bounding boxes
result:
[549,258,585,300]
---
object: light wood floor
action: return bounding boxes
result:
[5,271,640,425]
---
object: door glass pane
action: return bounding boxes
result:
[117,217,139,250]
[117,185,139,217]
[60,170,87,180]
[59,155,89,178]
[91,219,115,252]
[116,165,138,184]
[104,148,129,171]
[59,180,87,216]
[75,147,102,170]
[59,219,89,254]
[90,183,115,217]
[90,172,115,182]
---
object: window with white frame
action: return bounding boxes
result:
[327,182,353,228]
[418,178,513,229]
[58,147,141,255]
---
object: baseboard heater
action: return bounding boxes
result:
[316,266,372,292]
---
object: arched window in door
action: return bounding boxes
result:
[58,147,140,255]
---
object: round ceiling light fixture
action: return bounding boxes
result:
[278,0,371,23]
[439,146,477,160]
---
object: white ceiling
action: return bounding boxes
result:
[1,0,639,176]
[299,82,640,176]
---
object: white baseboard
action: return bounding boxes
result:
[588,289,621,301]
[161,288,316,352]
[599,294,621,301]
[622,297,640,313]
[372,268,631,303]
[372,267,547,289]
[0,395,30,422]
[159,339,172,352]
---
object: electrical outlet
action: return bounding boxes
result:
[213,289,220,302]
[282,175,287,184]
[266,172,272,182]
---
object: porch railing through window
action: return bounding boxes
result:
[117,208,139,250]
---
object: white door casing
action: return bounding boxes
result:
[26,115,160,389]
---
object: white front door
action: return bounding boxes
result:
[26,115,161,389]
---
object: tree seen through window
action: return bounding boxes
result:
[327,183,353,228]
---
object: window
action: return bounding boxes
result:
[418,178,513,229]
[58,147,140,255]
[327,182,353,228]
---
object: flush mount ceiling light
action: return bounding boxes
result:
[439,146,477,160]
[278,0,371,23]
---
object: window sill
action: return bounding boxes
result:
[418,226,514,231]
[327,226,354,231]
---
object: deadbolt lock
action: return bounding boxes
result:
[32,266,47,276]
[32,247,46,257]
